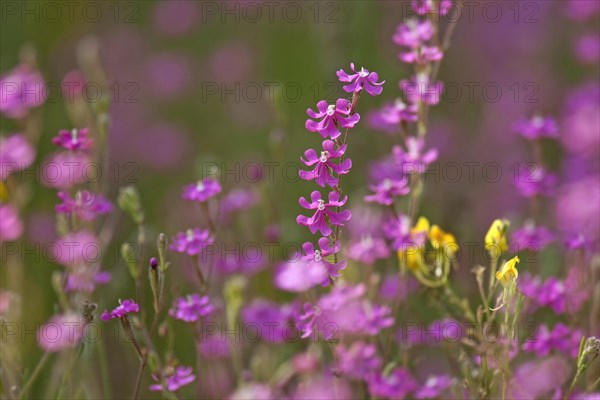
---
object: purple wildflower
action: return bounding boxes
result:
[514,166,557,197]
[169,228,214,256]
[564,233,593,251]
[216,249,265,276]
[574,34,600,64]
[52,230,99,267]
[346,234,390,265]
[301,237,346,282]
[523,323,582,357]
[368,368,418,400]
[169,294,214,322]
[101,299,139,321]
[513,115,559,140]
[182,178,221,202]
[382,214,426,251]
[41,152,91,189]
[149,366,195,392]
[305,99,360,140]
[55,191,112,221]
[0,204,23,243]
[399,46,443,64]
[393,19,434,48]
[242,300,297,343]
[336,63,385,96]
[367,99,418,134]
[511,222,555,253]
[0,64,45,119]
[0,134,35,180]
[400,74,444,105]
[65,265,111,292]
[296,191,351,236]
[393,137,438,174]
[414,375,454,399]
[52,128,93,151]
[299,140,352,188]
[335,341,382,380]
[412,0,453,15]
[37,313,84,352]
[365,177,410,206]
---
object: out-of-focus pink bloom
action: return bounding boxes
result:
[510,222,555,252]
[150,366,196,392]
[220,188,257,221]
[299,140,352,188]
[399,46,443,64]
[367,99,418,134]
[365,177,410,206]
[514,166,557,198]
[52,128,92,151]
[169,228,214,256]
[61,70,86,99]
[230,383,273,400]
[400,74,444,105]
[209,41,255,83]
[101,299,139,321]
[145,53,193,100]
[335,341,382,380]
[0,64,45,119]
[216,248,265,276]
[509,356,570,399]
[65,265,111,292]
[199,334,230,359]
[0,204,23,242]
[37,312,84,352]
[41,152,92,189]
[561,83,599,157]
[52,230,99,267]
[393,19,434,48]
[55,191,112,221]
[305,99,360,140]
[0,291,14,316]
[565,0,600,21]
[522,323,582,357]
[513,115,559,140]
[574,34,600,64]
[368,368,418,399]
[0,134,35,180]
[296,191,351,236]
[411,0,453,15]
[182,178,221,202]
[242,300,297,343]
[169,294,214,322]
[152,0,199,37]
[414,375,454,399]
[347,234,390,266]
[555,175,600,240]
[291,376,352,400]
[336,63,385,96]
[379,273,419,302]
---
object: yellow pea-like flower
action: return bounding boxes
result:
[485,219,509,256]
[430,224,459,254]
[495,256,520,287]
[412,216,430,236]
[397,248,426,272]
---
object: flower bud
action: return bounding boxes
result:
[117,186,144,225]
[121,242,139,278]
[157,233,168,271]
[148,257,163,313]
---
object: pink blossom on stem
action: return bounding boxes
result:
[52,128,93,151]
[336,63,385,96]
[0,134,35,180]
[182,178,221,202]
[55,191,112,221]
[299,140,352,188]
[305,99,360,140]
[296,191,351,236]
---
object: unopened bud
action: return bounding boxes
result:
[148,257,163,313]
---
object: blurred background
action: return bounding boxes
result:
[1,0,598,398]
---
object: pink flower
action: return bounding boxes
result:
[393,19,434,48]
[400,74,444,105]
[182,178,221,202]
[368,368,418,399]
[411,0,453,15]
[365,178,410,206]
[101,299,139,321]
[336,63,385,96]
[0,204,23,243]
[399,46,443,64]
[305,99,360,140]
[41,151,92,189]
[150,366,195,392]
[414,375,454,399]
[169,294,214,322]
[513,115,559,140]
[367,99,418,134]
[52,128,92,151]
[52,230,99,267]
[55,191,112,221]
[393,137,438,174]
[514,166,557,198]
[335,341,382,380]
[169,228,214,256]
[37,313,84,352]
[299,140,352,188]
[296,191,351,236]
[0,64,45,119]
[0,134,35,180]
[347,235,390,265]
[65,265,111,293]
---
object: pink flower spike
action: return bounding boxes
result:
[299,140,352,188]
[52,128,92,151]
[296,191,351,236]
[305,99,360,140]
[336,63,385,96]
[101,299,139,321]
[399,46,443,64]
[365,178,410,206]
[393,19,434,49]
[55,190,112,221]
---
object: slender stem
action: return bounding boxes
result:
[18,352,50,399]
[564,370,581,400]
[96,339,112,399]
[132,359,147,400]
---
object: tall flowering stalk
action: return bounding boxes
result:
[298,63,385,283]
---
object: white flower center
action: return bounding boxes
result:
[196,181,205,191]
[71,129,78,142]
[394,99,407,111]
[382,179,393,190]
[326,104,336,116]
[359,68,368,78]
[532,115,544,128]
[314,250,322,262]
[186,229,194,241]
[317,199,326,211]
[319,151,329,163]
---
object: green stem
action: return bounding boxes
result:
[19,352,50,399]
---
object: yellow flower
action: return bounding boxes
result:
[412,216,430,236]
[485,219,509,257]
[429,224,459,255]
[495,256,519,287]
[397,248,426,272]
[0,182,7,202]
